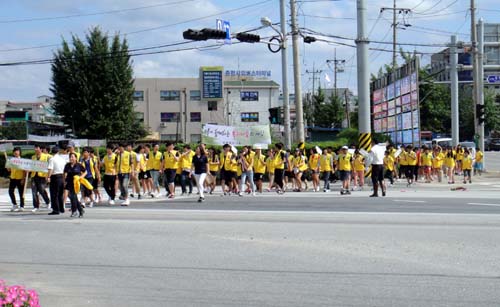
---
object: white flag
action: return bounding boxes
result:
[325,73,331,83]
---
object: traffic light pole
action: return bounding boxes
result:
[478,18,485,155]
[450,35,459,146]
[280,0,291,149]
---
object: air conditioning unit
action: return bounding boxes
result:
[160,122,168,128]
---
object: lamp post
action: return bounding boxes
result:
[261,13,291,149]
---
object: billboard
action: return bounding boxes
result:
[200,66,223,99]
[370,58,420,146]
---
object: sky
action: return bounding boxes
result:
[1,0,500,101]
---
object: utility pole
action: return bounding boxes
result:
[305,63,323,95]
[450,35,459,146]
[326,49,346,97]
[290,0,305,143]
[356,0,371,152]
[380,2,411,143]
[279,0,291,149]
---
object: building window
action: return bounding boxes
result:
[208,101,217,111]
[190,112,201,122]
[133,91,144,101]
[160,90,180,101]
[241,91,259,101]
[190,134,201,143]
[160,112,180,122]
[161,134,180,141]
[190,90,201,101]
[241,112,259,122]
[135,112,144,124]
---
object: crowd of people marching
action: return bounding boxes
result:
[5,139,484,217]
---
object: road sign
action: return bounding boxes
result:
[487,75,500,83]
[216,19,231,45]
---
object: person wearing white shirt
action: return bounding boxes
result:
[47,146,67,215]
[369,141,387,197]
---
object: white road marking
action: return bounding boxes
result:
[467,203,500,207]
[393,200,426,203]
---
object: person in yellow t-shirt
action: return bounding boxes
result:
[431,146,445,183]
[352,150,365,191]
[320,149,333,192]
[404,145,417,186]
[163,142,180,199]
[265,149,276,192]
[146,144,163,197]
[337,146,353,195]
[308,148,321,192]
[239,146,256,196]
[206,148,220,194]
[30,144,50,212]
[474,147,484,176]
[292,148,308,192]
[135,145,150,198]
[272,143,287,194]
[7,147,26,212]
[179,145,195,195]
[126,144,141,199]
[420,146,433,183]
[444,147,456,184]
[253,147,266,193]
[116,143,133,205]
[383,150,395,185]
[101,144,117,204]
[462,149,473,184]
[455,145,464,175]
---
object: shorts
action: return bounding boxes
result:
[339,170,350,181]
[254,173,264,181]
[310,170,319,175]
[165,169,177,184]
[474,162,483,170]
[224,171,236,183]
[423,166,431,174]
[285,171,294,179]
[209,171,218,177]
[139,171,149,180]
[219,169,226,180]
[92,177,99,190]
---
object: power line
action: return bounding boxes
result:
[0,0,196,24]
[0,0,274,53]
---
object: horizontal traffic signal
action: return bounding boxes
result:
[236,32,260,43]
[183,28,227,41]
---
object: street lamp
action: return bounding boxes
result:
[260,15,291,149]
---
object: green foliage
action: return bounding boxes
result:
[308,87,345,128]
[51,26,147,140]
[0,122,27,140]
[419,68,451,133]
[485,90,500,133]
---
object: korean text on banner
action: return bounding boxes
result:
[201,124,271,146]
[5,157,49,173]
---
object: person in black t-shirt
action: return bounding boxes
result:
[192,145,209,202]
[64,153,86,218]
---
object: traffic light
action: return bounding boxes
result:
[476,104,485,125]
[183,28,226,41]
[303,36,317,44]
[201,28,226,40]
[183,29,208,41]
[269,108,279,124]
[236,32,260,43]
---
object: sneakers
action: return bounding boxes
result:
[18,207,24,212]
[32,208,39,213]
[238,192,243,197]
[109,199,115,205]
[10,205,18,212]
[89,202,94,208]
[168,194,175,199]
[130,193,135,198]
[138,194,142,200]
[121,199,130,206]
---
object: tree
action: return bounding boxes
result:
[51,27,147,140]
[0,122,26,140]
[485,90,500,133]
[418,67,451,133]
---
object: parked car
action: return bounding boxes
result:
[459,141,476,157]
[486,138,500,151]
[432,138,452,148]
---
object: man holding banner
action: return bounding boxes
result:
[30,144,51,213]
[7,147,26,212]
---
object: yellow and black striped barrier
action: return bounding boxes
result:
[358,132,372,178]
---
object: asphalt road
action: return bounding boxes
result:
[2,190,500,307]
